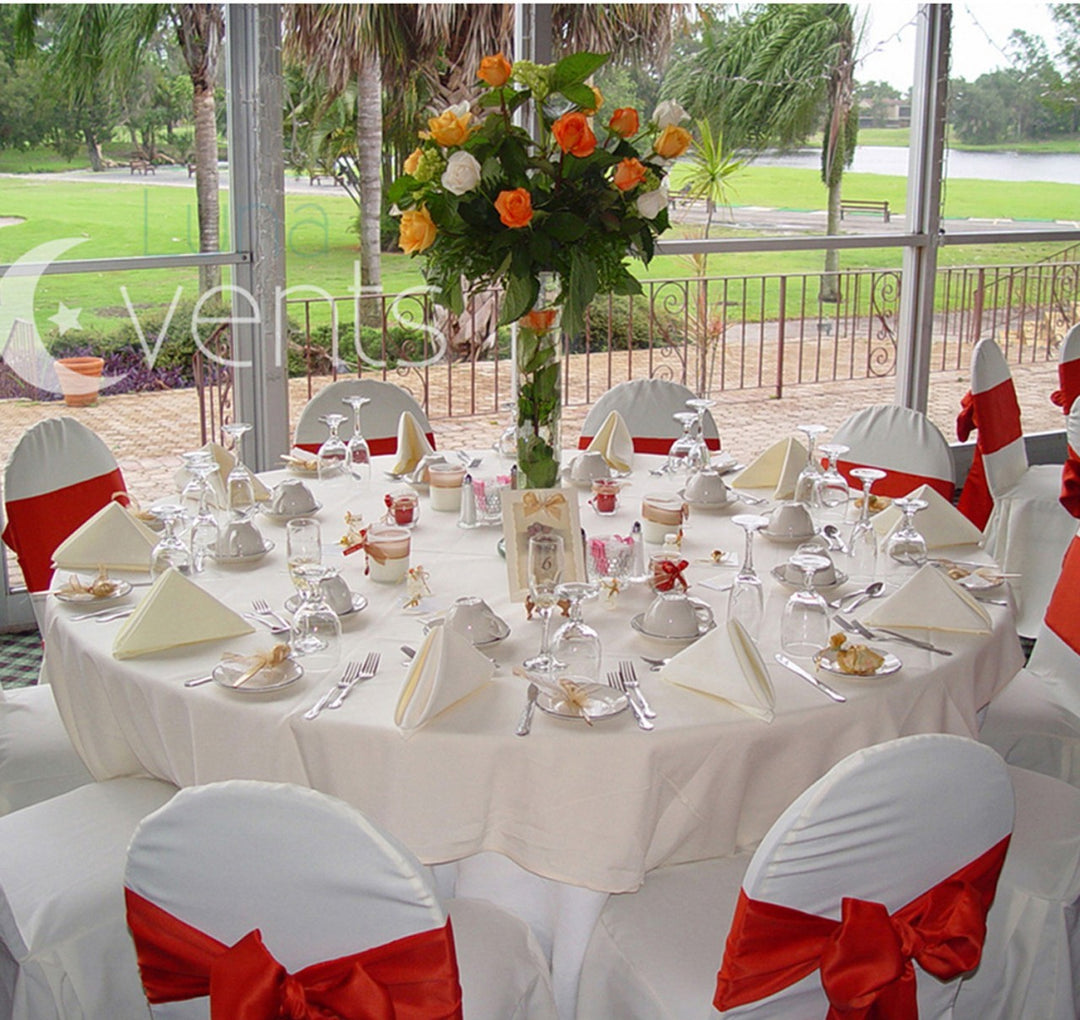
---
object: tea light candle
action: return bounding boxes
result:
[640,494,688,543]
[590,479,620,515]
[429,463,466,512]
[384,491,419,527]
[365,525,411,583]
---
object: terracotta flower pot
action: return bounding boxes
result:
[54,356,105,407]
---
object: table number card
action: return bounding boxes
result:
[501,488,586,602]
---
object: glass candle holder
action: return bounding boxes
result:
[428,463,466,512]
[365,525,411,583]
[590,479,620,516]
[383,490,420,528]
[640,494,688,543]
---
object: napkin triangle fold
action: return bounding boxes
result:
[872,483,983,548]
[729,438,807,500]
[863,563,992,633]
[395,625,495,734]
[391,412,436,476]
[659,619,775,721]
[112,568,254,659]
[52,501,159,573]
[585,410,634,473]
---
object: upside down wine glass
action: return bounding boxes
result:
[886,496,929,567]
[317,414,349,480]
[816,443,851,524]
[793,424,828,508]
[848,467,886,584]
[727,513,769,641]
[665,412,701,475]
[187,462,221,574]
[290,562,342,676]
[551,581,602,681]
[342,395,372,483]
[780,551,832,659]
[685,397,717,470]
[221,422,256,519]
[523,533,565,675]
[150,504,192,578]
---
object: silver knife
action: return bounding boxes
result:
[774,653,847,703]
[515,683,539,736]
[873,628,953,656]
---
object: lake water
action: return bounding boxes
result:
[756,146,1080,185]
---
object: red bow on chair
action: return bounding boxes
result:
[1062,447,1080,519]
[714,836,1009,1019]
[955,391,994,530]
[125,889,463,1020]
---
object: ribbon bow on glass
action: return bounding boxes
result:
[125,888,463,1020]
[714,835,1009,1019]
[653,558,689,592]
[522,491,567,520]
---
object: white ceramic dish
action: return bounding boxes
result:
[211,539,275,565]
[814,647,902,679]
[54,579,134,606]
[770,565,849,593]
[761,527,819,546]
[677,488,740,512]
[535,683,628,721]
[630,613,715,643]
[423,616,510,648]
[284,591,368,618]
[260,502,323,524]
[212,656,303,692]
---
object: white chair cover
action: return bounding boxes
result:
[578,734,1014,1020]
[0,777,176,1020]
[831,403,955,501]
[0,685,91,814]
[577,379,721,454]
[971,339,1075,636]
[1062,395,1080,518]
[124,780,556,1020]
[292,378,435,456]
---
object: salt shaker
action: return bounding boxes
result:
[458,473,478,529]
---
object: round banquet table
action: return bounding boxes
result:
[41,453,1025,1018]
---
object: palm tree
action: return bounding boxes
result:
[666,3,859,302]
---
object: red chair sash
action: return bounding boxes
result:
[835,461,953,503]
[714,836,1010,1019]
[577,435,721,454]
[1,468,126,591]
[125,889,463,1020]
[1051,358,1080,412]
[972,378,1022,455]
[1045,533,1080,655]
[955,391,993,530]
[295,434,435,459]
[1061,445,1080,519]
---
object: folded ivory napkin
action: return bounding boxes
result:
[395,624,495,735]
[585,410,634,474]
[863,563,992,634]
[390,412,436,476]
[729,438,807,500]
[53,501,159,573]
[658,619,775,722]
[112,567,253,659]
[872,483,983,548]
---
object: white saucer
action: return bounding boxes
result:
[770,565,849,592]
[212,656,303,692]
[260,502,323,524]
[284,591,368,617]
[761,528,819,546]
[677,488,739,512]
[630,613,715,643]
[423,616,511,648]
[814,647,902,680]
[211,539,275,565]
[535,683,628,721]
[54,579,134,605]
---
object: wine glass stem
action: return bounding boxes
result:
[741,528,755,575]
[538,607,554,662]
[859,481,873,525]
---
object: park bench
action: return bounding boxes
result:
[840,199,889,222]
[129,159,155,176]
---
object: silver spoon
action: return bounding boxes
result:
[822,523,850,554]
[840,581,885,612]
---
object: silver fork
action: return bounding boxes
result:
[327,652,381,709]
[608,672,654,731]
[304,659,363,720]
[252,599,291,632]
[618,660,657,719]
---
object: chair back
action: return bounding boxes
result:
[1053,322,1080,414]
[1062,396,1080,519]
[293,379,436,456]
[1,417,126,591]
[831,404,954,500]
[124,780,462,1019]
[577,379,720,454]
[971,338,1027,497]
[1027,517,1080,711]
[715,734,1014,1019]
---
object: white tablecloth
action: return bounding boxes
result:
[42,454,1025,1017]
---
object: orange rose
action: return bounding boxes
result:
[654,124,692,160]
[426,104,473,147]
[613,157,647,192]
[522,307,558,332]
[478,53,512,88]
[494,188,533,229]
[398,207,437,254]
[552,111,597,158]
[403,147,423,176]
[608,107,640,138]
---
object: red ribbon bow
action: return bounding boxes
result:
[955,390,993,530]
[125,888,463,1020]
[714,836,1009,1019]
[653,558,689,592]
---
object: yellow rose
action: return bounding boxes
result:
[426,104,473,148]
[478,53,512,88]
[654,125,692,160]
[403,147,423,176]
[398,207,437,254]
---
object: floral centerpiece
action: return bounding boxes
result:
[388,51,690,488]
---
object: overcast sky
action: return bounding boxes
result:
[856,2,1066,90]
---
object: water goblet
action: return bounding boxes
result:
[550,581,602,681]
[685,397,716,470]
[342,395,372,483]
[317,413,349,480]
[178,450,214,522]
[150,504,192,578]
[816,443,851,523]
[286,517,322,588]
[221,422,256,518]
[187,461,220,574]
[523,533,565,675]
[665,412,699,474]
[780,551,833,659]
[290,562,342,676]
[793,424,828,507]
[848,467,886,584]
[886,496,929,567]
[727,513,769,641]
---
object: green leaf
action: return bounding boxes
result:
[544,212,588,242]
[499,271,537,325]
[563,250,598,339]
[560,81,597,109]
[551,52,609,90]
[530,230,553,264]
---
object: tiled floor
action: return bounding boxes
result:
[0,630,42,688]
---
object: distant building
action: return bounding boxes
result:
[858,97,911,129]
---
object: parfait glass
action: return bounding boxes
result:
[793,424,828,508]
[727,513,769,641]
[523,533,565,675]
[551,581,602,681]
[685,398,716,470]
[886,496,929,567]
[816,443,851,523]
[342,395,372,483]
[150,504,192,578]
[780,551,832,658]
[290,562,342,675]
[187,462,220,574]
[848,467,886,584]
[221,422,256,519]
[665,412,699,475]
[317,414,349,480]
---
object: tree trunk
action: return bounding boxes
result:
[84,128,103,172]
[355,50,383,328]
[820,177,842,303]
[192,80,221,297]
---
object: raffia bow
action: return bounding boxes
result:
[404,566,432,608]
[57,566,120,598]
[221,644,292,687]
[522,491,567,520]
[343,528,388,573]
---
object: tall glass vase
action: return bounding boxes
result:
[515,272,563,489]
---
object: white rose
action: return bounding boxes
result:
[636,183,669,220]
[653,99,688,129]
[441,150,482,196]
[447,101,470,119]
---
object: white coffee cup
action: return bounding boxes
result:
[444,596,503,644]
[570,451,611,485]
[222,518,266,558]
[783,548,837,586]
[642,592,714,639]
[320,572,354,614]
[270,478,317,516]
[767,501,815,539]
[684,468,729,505]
